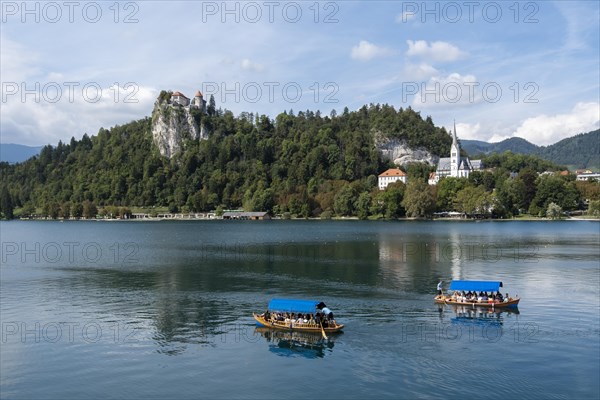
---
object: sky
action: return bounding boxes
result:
[1,0,599,147]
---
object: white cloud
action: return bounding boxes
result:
[351,40,393,61]
[402,63,439,81]
[240,58,264,72]
[406,40,465,62]
[455,122,481,140]
[0,35,41,83]
[509,102,600,146]
[412,72,481,108]
[1,84,156,145]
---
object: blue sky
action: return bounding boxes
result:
[1,0,599,146]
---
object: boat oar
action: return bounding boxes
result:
[319,320,328,340]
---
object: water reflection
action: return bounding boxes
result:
[448,304,520,327]
[254,327,336,358]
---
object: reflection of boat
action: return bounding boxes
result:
[435,280,520,309]
[450,304,520,316]
[255,327,335,358]
[253,298,344,333]
[449,305,517,328]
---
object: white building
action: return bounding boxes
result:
[378,168,407,190]
[576,172,600,181]
[429,121,483,185]
[171,91,190,107]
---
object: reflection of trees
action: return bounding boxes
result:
[152,294,227,355]
[201,240,382,288]
[58,264,237,355]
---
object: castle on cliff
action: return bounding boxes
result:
[169,90,206,111]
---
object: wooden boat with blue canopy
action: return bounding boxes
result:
[435,280,520,309]
[253,298,344,334]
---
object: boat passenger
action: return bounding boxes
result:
[322,306,334,321]
[437,280,443,295]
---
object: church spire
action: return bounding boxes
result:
[450,119,460,177]
[452,119,458,146]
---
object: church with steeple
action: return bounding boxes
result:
[428,121,483,185]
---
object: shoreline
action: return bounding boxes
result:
[6,216,600,222]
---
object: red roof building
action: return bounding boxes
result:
[378,168,407,190]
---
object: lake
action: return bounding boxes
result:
[1,220,598,399]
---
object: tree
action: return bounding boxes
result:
[453,186,495,217]
[83,200,98,219]
[208,95,216,116]
[546,202,563,219]
[48,202,60,219]
[0,187,14,219]
[517,168,538,210]
[587,200,600,217]
[72,203,83,219]
[529,175,579,215]
[380,182,405,218]
[61,202,71,219]
[496,178,526,216]
[354,191,372,220]
[435,177,468,211]
[21,203,36,219]
[333,184,356,216]
[402,181,435,218]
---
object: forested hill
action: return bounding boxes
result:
[0,104,452,214]
[536,130,600,171]
[461,137,538,156]
[462,129,600,170]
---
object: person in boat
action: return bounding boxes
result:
[437,281,443,296]
[316,302,336,326]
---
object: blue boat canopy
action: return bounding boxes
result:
[449,280,503,292]
[267,298,320,314]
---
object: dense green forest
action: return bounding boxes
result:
[1,103,598,220]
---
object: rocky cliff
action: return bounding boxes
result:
[374,132,438,166]
[151,98,208,158]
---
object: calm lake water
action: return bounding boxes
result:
[1,220,599,399]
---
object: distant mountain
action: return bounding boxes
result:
[537,130,600,171]
[0,144,44,164]
[462,130,600,170]
[462,137,538,156]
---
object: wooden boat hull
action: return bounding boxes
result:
[253,314,344,333]
[435,295,520,309]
